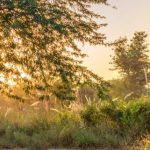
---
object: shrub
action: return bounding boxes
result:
[58,125,75,146]
[0,98,150,149]
[14,131,29,147]
[101,99,150,136]
[30,133,48,150]
[74,128,98,147]
[81,105,102,126]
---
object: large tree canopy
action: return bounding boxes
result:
[0,0,109,101]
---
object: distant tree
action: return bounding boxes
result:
[0,0,110,101]
[111,32,150,97]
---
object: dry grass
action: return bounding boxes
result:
[0,97,150,149]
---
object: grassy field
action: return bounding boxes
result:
[0,97,150,149]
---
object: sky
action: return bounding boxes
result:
[83,0,150,80]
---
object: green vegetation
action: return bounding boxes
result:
[0,98,149,149]
[0,0,109,101]
[0,1,150,150]
[111,32,150,97]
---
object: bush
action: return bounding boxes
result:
[74,128,98,147]
[0,98,150,149]
[101,99,150,136]
[30,133,49,150]
[14,131,29,147]
[81,105,102,126]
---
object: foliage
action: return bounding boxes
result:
[109,79,132,98]
[81,105,102,126]
[0,0,110,101]
[74,129,98,147]
[101,99,150,135]
[111,32,150,97]
[0,97,150,149]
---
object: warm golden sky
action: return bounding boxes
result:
[83,0,150,80]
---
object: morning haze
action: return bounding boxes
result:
[83,0,150,80]
[1,1,150,149]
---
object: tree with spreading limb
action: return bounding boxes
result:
[0,0,110,101]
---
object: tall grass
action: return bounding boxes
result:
[0,97,150,149]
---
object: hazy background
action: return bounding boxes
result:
[83,0,150,80]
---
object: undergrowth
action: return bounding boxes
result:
[0,98,150,149]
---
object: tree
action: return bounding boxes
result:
[0,0,110,101]
[111,32,150,97]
